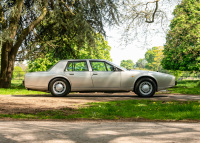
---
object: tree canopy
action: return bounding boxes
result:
[0,0,120,87]
[162,0,200,71]
[28,34,112,72]
[135,58,147,69]
[145,46,164,71]
[120,60,135,70]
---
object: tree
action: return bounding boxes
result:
[135,58,147,69]
[145,46,164,71]
[0,0,119,88]
[162,0,200,71]
[120,60,135,70]
[152,46,164,71]
[28,34,112,72]
[74,34,112,61]
[28,54,58,72]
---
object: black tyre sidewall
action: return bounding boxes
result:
[135,78,156,97]
[50,78,70,97]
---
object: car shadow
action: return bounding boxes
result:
[11,93,168,98]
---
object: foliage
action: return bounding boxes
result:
[135,58,147,69]
[23,1,119,61]
[145,46,164,71]
[77,34,112,61]
[169,70,182,80]
[168,80,200,95]
[55,33,112,61]
[0,0,120,88]
[13,66,25,79]
[162,0,200,71]
[28,34,112,72]
[28,54,58,72]
[120,60,135,70]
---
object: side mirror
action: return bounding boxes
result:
[110,66,116,71]
[113,67,117,71]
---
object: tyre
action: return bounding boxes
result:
[135,78,156,97]
[49,78,70,97]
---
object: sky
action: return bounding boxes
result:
[106,27,167,66]
[105,0,179,66]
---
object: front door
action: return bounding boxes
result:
[90,61,121,88]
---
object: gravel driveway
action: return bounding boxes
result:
[0,121,199,143]
[0,92,199,114]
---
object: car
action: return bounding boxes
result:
[24,59,176,97]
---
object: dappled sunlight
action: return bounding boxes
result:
[0,122,199,143]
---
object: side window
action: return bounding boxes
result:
[105,63,114,71]
[65,61,88,71]
[90,62,107,71]
[74,61,88,71]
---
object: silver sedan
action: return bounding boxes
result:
[24,59,176,97]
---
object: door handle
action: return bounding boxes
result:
[69,73,74,75]
[93,73,98,75]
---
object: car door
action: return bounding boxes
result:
[90,61,121,88]
[65,61,93,89]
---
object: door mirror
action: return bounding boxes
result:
[113,67,117,71]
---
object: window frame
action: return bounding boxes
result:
[65,61,89,72]
[90,61,118,72]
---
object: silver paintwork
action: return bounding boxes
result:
[24,59,176,92]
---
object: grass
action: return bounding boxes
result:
[1,100,200,121]
[168,80,200,95]
[0,80,48,95]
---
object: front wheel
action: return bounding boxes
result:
[135,78,156,97]
[49,78,70,97]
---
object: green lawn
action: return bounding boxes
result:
[168,80,200,95]
[1,100,200,121]
[0,80,48,95]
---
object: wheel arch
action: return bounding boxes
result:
[133,76,158,92]
[48,77,71,91]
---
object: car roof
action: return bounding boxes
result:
[59,59,108,62]
[58,59,126,71]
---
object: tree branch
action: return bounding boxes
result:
[8,0,23,39]
[0,4,5,28]
[13,0,48,55]
[60,0,75,15]
[145,0,159,23]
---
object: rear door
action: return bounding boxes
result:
[65,61,93,88]
[90,61,121,88]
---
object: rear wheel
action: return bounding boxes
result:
[49,78,70,97]
[135,78,156,97]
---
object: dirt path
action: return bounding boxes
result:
[0,92,199,114]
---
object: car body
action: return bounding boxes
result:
[24,59,176,97]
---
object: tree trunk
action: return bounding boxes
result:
[0,43,16,88]
[0,0,48,88]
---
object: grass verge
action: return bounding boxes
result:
[1,100,200,121]
[168,80,200,95]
